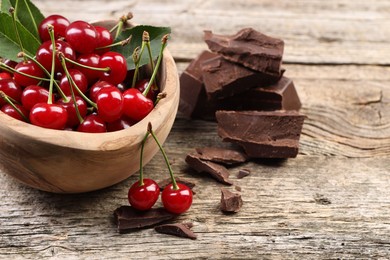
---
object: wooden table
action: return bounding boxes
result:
[1,0,389,259]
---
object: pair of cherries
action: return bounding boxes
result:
[127,123,193,214]
[0,13,160,133]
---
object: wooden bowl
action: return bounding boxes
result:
[0,33,179,193]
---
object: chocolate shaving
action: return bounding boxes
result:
[113,206,175,233]
[237,168,251,179]
[155,223,197,240]
[195,147,248,165]
[185,153,233,185]
[220,188,243,213]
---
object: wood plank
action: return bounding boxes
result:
[34,0,390,64]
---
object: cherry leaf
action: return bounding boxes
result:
[112,25,171,70]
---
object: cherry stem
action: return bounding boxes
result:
[9,7,27,63]
[143,31,155,73]
[131,46,140,88]
[47,24,56,104]
[0,90,29,122]
[95,35,132,50]
[138,131,150,186]
[63,56,110,72]
[147,122,178,190]
[142,34,169,97]
[20,52,69,101]
[154,92,167,106]
[111,12,133,39]
[0,62,48,82]
[59,53,97,110]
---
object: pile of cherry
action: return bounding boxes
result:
[0,14,164,133]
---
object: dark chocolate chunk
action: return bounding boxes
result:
[113,206,175,233]
[195,147,248,165]
[158,177,196,193]
[204,28,284,77]
[220,188,243,213]
[185,153,233,185]
[201,55,280,100]
[237,168,251,179]
[155,223,197,240]
[216,110,305,158]
[179,51,218,118]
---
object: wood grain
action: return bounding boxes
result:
[0,0,389,259]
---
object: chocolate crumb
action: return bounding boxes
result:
[113,206,175,233]
[234,185,242,192]
[220,188,243,213]
[195,147,248,165]
[237,168,251,179]
[155,223,197,240]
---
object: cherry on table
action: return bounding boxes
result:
[29,103,68,130]
[122,88,154,122]
[98,51,127,85]
[128,178,160,211]
[0,79,22,106]
[38,14,70,42]
[96,85,124,123]
[77,114,106,133]
[1,104,28,122]
[161,182,193,214]
[65,20,98,54]
[13,60,44,87]
[21,85,53,111]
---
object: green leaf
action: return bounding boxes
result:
[112,25,171,70]
[0,0,12,13]
[9,0,45,39]
[0,12,41,61]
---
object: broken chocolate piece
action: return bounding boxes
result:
[158,177,196,191]
[113,206,175,233]
[179,51,218,118]
[185,153,233,185]
[220,188,243,213]
[237,168,251,179]
[195,147,248,165]
[155,223,197,240]
[216,110,305,158]
[201,55,279,100]
[204,28,284,77]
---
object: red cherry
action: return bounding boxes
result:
[134,79,160,101]
[77,114,106,133]
[59,69,88,96]
[161,183,193,214]
[21,85,53,111]
[98,51,127,85]
[65,21,98,54]
[128,179,160,211]
[89,81,112,102]
[106,116,135,132]
[94,25,113,55]
[0,72,12,80]
[0,59,17,72]
[122,88,154,122]
[0,79,22,106]
[56,96,87,127]
[96,86,124,123]
[29,103,68,130]
[75,53,101,84]
[1,104,28,122]
[36,40,76,72]
[13,60,44,87]
[38,14,70,42]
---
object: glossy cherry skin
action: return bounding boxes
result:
[1,104,28,122]
[21,85,53,111]
[94,25,113,55]
[77,114,106,133]
[122,88,154,122]
[98,51,127,85]
[13,60,44,87]
[161,183,193,214]
[56,96,87,127]
[96,86,124,123]
[0,72,12,80]
[59,69,88,96]
[36,40,76,72]
[65,21,98,54]
[0,79,22,106]
[38,14,70,42]
[106,116,135,132]
[135,79,160,102]
[0,59,17,72]
[89,81,112,102]
[128,179,160,211]
[75,53,101,84]
[29,103,68,130]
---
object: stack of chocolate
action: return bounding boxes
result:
[179,28,305,159]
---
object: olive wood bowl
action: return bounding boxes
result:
[0,22,179,193]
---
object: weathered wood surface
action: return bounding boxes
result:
[1,0,390,259]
